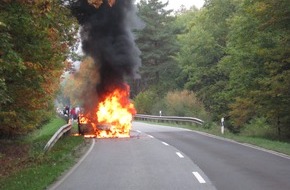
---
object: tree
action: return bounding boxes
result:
[62,57,100,109]
[133,0,181,97]
[224,0,290,135]
[175,0,238,119]
[165,90,208,119]
[0,1,77,137]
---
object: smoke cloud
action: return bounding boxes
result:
[70,0,142,99]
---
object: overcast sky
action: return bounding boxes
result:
[135,0,205,10]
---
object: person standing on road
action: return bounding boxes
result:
[70,107,76,123]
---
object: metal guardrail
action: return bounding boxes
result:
[44,123,72,153]
[134,114,204,125]
[44,113,202,152]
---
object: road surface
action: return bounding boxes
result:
[49,122,290,190]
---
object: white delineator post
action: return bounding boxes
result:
[221,117,225,134]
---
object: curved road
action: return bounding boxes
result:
[49,122,290,190]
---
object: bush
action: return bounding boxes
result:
[241,117,276,139]
[134,90,157,114]
[134,89,209,120]
[165,90,208,119]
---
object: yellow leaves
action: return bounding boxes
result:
[255,2,268,14]
[21,61,62,99]
[63,57,100,106]
[165,90,207,118]
[23,62,42,71]
[108,0,116,7]
[48,27,68,54]
[47,27,59,42]
[88,0,116,8]
[0,0,78,137]
[229,97,256,128]
[39,0,51,14]
[60,42,69,53]
[3,0,52,14]
[166,90,201,110]
[88,0,103,8]
[26,0,52,14]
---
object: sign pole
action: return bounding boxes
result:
[221,117,225,134]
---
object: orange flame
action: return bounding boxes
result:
[95,84,136,138]
[79,114,89,124]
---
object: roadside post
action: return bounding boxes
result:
[221,117,225,134]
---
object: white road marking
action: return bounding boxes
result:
[162,142,169,146]
[148,135,154,138]
[192,172,206,184]
[192,130,290,160]
[176,152,184,158]
[49,139,95,190]
[136,130,142,133]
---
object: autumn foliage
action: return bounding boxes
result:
[0,1,77,137]
[88,0,116,8]
[63,57,100,108]
[165,90,208,119]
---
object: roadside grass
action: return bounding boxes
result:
[137,120,290,156]
[0,117,86,190]
[28,117,67,142]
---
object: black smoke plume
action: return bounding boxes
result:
[70,0,142,99]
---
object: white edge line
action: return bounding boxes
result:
[148,135,154,138]
[192,172,206,184]
[162,142,169,146]
[136,130,141,133]
[135,121,290,160]
[49,139,95,190]
[192,130,290,160]
[176,152,184,158]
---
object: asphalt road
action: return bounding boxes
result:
[134,122,290,190]
[49,122,290,190]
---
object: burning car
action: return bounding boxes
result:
[70,0,140,139]
[77,84,136,138]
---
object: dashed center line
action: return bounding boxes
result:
[135,128,208,186]
[192,172,206,184]
[162,142,169,146]
[176,152,184,158]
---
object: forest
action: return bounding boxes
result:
[0,0,289,140]
[132,0,290,139]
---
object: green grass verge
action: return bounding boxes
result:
[0,117,86,190]
[138,120,290,156]
[28,117,67,142]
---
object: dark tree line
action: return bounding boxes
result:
[133,0,290,138]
